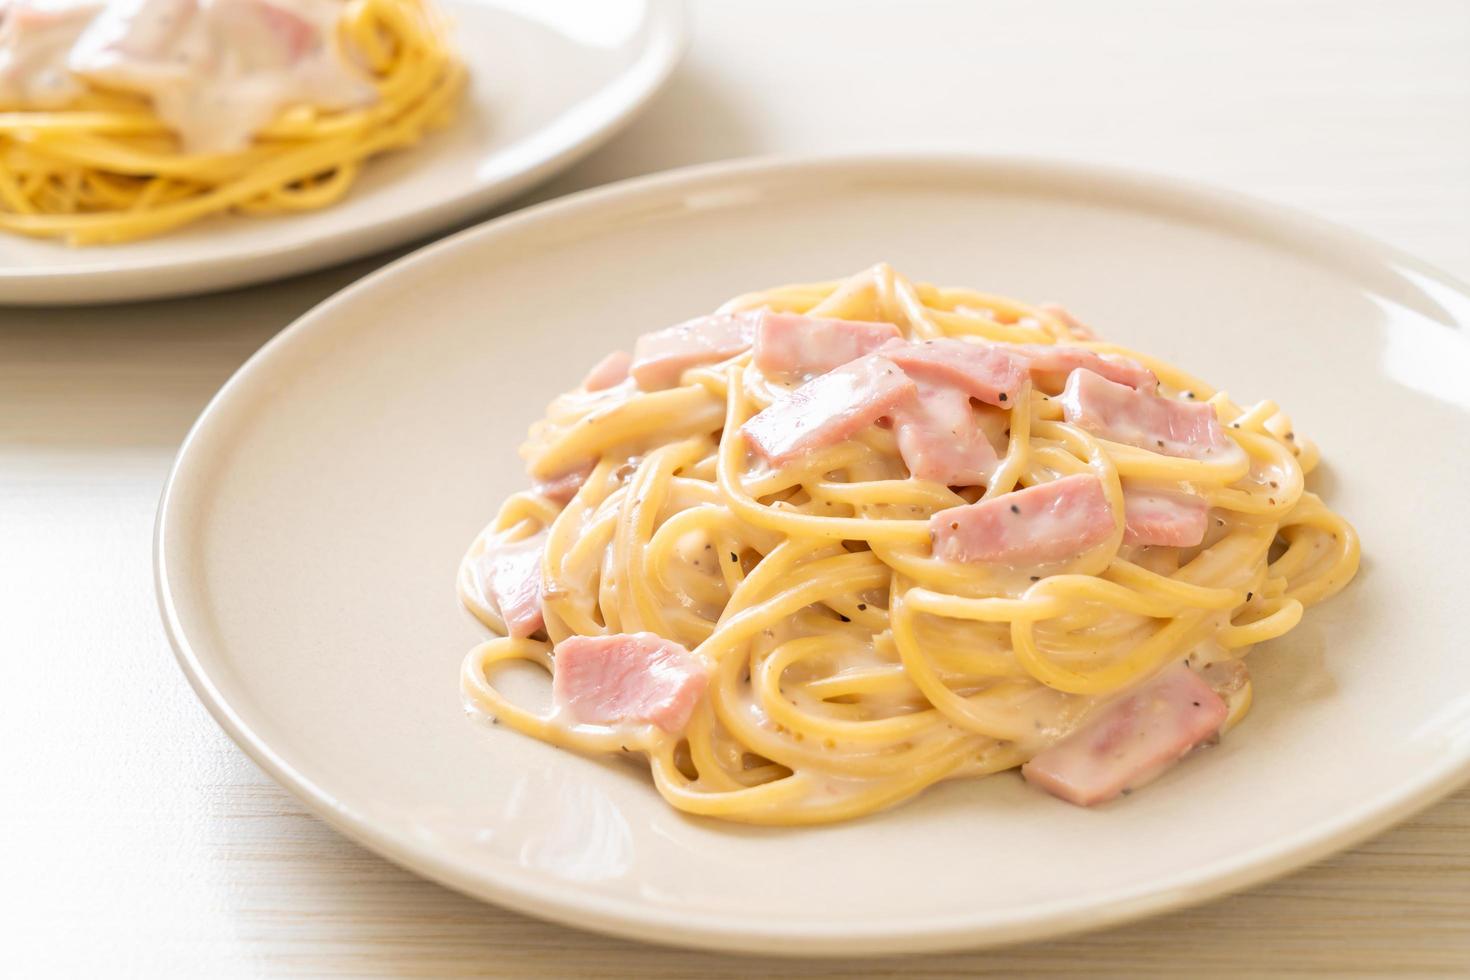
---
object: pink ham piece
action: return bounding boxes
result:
[1038,303,1098,341]
[753,312,902,381]
[1060,369,1233,460]
[742,353,915,465]
[472,531,546,639]
[1123,487,1208,548]
[552,632,710,733]
[582,350,631,391]
[1008,344,1157,393]
[881,338,1028,408]
[1021,663,1229,806]
[930,473,1116,564]
[630,311,758,390]
[533,464,593,506]
[893,380,1000,487]
[230,0,318,59]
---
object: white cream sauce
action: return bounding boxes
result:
[1,0,376,152]
[0,0,102,107]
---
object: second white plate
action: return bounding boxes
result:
[157,155,1470,955]
[0,0,684,305]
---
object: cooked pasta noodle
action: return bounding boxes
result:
[459,264,1360,825]
[0,0,463,244]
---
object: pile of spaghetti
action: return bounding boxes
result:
[0,0,463,244]
[460,264,1360,825]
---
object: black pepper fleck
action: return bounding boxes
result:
[999,392,1008,402]
[1030,575,1040,582]
[857,603,867,611]
[1247,591,1254,600]
[730,552,738,563]
[1010,504,1020,514]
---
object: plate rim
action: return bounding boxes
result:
[154,152,1470,956]
[0,0,688,306]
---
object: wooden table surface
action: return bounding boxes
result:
[5,1,1468,975]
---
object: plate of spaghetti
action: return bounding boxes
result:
[0,0,684,303]
[157,156,1470,953]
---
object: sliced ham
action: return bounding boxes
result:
[533,464,593,506]
[1059,369,1233,460]
[473,530,546,639]
[236,0,319,59]
[1122,487,1208,548]
[741,353,915,465]
[893,379,1000,487]
[930,473,1116,565]
[753,312,902,381]
[582,350,631,391]
[1008,344,1157,393]
[630,312,758,390]
[880,338,1028,408]
[552,632,710,733]
[1038,302,1098,341]
[1021,663,1229,806]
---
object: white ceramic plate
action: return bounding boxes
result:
[0,0,684,306]
[156,156,1470,955]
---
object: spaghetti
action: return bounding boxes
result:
[0,0,463,244]
[459,265,1360,825]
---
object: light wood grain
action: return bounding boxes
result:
[3,1,1468,975]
